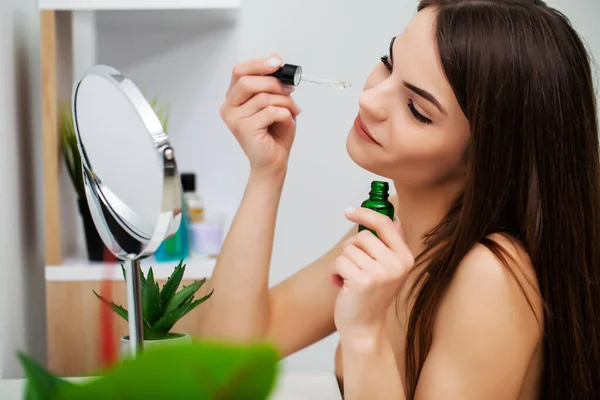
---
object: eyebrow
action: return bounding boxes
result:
[388,36,447,116]
[403,82,447,115]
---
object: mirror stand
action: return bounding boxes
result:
[125,256,144,354]
[73,65,183,360]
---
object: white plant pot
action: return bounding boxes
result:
[119,333,192,359]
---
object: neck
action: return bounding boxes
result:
[393,179,464,257]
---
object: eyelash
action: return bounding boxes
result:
[380,54,393,72]
[380,55,433,125]
[408,100,432,124]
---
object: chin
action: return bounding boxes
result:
[346,130,386,176]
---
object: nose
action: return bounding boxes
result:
[358,79,395,122]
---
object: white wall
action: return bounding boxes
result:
[0,0,47,378]
[546,0,600,116]
[61,0,600,375]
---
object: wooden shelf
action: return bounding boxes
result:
[40,0,241,10]
[94,8,239,31]
[46,255,216,281]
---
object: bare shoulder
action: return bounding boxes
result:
[458,233,542,322]
[415,233,544,397]
[442,232,543,338]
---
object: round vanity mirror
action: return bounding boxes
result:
[72,64,182,357]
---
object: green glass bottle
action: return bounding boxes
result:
[358,181,395,236]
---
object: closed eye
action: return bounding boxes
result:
[380,55,432,124]
[408,100,432,124]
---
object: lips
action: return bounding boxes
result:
[353,114,380,145]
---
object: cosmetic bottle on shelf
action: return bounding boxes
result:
[154,175,190,262]
[181,173,205,224]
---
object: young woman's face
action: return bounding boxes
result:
[346,8,470,187]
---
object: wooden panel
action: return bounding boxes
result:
[46,279,207,376]
[40,10,62,265]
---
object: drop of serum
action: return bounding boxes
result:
[330,80,352,89]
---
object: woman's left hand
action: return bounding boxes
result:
[332,207,415,344]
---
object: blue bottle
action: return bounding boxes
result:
[154,194,189,263]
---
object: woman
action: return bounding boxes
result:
[198,0,600,398]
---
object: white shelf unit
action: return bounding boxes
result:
[46,255,217,281]
[47,4,247,276]
[39,0,241,10]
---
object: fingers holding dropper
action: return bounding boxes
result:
[229,53,283,85]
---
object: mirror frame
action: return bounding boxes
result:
[71,64,182,261]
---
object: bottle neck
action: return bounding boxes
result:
[369,188,389,201]
[369,194,388,201]
[367,181,390,202]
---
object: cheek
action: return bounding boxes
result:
[386,116,470,176]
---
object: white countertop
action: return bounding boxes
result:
[0,372,342,400]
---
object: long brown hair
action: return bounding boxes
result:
[405,1,600,398]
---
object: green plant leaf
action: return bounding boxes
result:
[120,264,147,287]
[17,351,74,400]
[181,289,214,319]
[166,279,206,314]
[67,130,82,196]
[149,297,194,337]
[54,341,279,400]
[93,290,153,337]
[143,94,170,134]
[159,260,185,313]
[139,265,147,286]
[142,268,161,324]
[93,290,128,323]
[58,102,84,199]
[213,343,280,399]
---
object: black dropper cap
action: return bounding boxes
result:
[180,173,196,193]
[269,63,302,86]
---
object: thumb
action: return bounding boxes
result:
[394,216,407,242]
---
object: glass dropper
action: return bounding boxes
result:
[270,63,351,89]
[300,73,352,89]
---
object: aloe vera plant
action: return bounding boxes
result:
[93,260,213,340]
[59,103,84,199]
[148,96,171,133]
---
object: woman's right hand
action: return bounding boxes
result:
[220,55,301,178]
